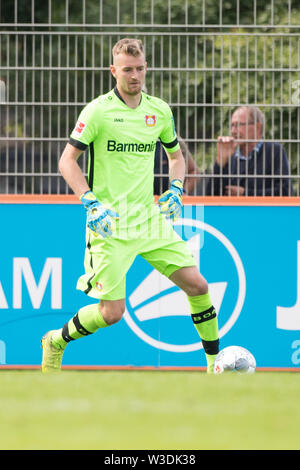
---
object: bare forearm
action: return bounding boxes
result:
[216,136,237,167]
[168,149,186,183]
[58,143,90,198]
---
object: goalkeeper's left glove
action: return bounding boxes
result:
[158,179,183,221]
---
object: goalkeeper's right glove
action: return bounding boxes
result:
[80,190,119,238]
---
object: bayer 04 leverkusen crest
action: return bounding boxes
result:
[145,115,156,127]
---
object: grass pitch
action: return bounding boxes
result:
[0,370,299,450]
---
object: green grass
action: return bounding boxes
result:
[0,370,299,450]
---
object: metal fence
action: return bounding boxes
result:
[1,0,300,196]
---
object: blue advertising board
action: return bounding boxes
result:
[0,199,300,369]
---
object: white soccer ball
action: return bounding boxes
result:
[213,345,256,374]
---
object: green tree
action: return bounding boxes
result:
[1,0,299,193]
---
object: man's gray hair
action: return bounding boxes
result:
[237,106,265,134]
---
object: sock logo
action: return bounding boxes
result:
[192,307,216,324]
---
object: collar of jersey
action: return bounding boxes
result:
[113,86,143,107]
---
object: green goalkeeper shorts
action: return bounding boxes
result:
[76,210,196,300]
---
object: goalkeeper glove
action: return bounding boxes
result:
[80,190,119,238]
[158,179,183,221]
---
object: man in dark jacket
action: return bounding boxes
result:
[206,106,293,196]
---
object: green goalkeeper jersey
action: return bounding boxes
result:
[69,88,180,233]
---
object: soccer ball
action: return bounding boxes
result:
[213,346,256,374]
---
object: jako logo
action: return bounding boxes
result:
[123,218,246,352]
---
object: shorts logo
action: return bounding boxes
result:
[74,121,86,135]
[145,115,156,127]
[96,282,103,292]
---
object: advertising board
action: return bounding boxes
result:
[0,197,299,369]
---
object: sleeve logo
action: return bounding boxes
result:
[74,120,86,135]
[145,115,156,127]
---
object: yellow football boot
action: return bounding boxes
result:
[41,330,64,373]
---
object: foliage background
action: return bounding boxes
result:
[1,0,300,192]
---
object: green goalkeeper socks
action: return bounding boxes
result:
[50,295,218,374]
[188,292,219,372]
[51,303,108,350]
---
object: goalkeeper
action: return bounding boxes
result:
[41,38,219,373]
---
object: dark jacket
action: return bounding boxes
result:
[205,142,293,196]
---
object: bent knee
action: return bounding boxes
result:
[185,278,208,297]
[100,300,125,325]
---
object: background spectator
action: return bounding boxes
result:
[205,106,293,196]
[154,138,200,195]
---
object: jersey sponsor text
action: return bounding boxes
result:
[107,139,156,153]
